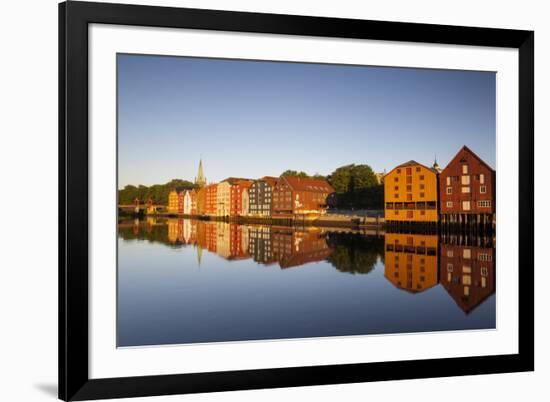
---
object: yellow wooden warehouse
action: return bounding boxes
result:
[384,160,440,223]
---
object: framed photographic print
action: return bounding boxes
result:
[59,1,534,400]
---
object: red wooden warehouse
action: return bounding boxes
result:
[439,146,495,227]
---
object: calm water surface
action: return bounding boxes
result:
[117,218,495,347]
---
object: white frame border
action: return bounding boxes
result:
[89,24,518,379]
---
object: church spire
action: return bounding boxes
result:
[195,159,206,188]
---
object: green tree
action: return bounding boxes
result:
[118,179,196,205]
[328,164,377,193]
[281,170,309,178]
[327,164,382,209]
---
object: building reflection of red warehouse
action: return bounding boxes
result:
[272,227,332,269]
[439,243,495,314]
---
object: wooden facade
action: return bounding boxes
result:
[272,176,334,218]
[183,189,197,215]
[229,179,253,216]
[384,160,440,223]
[204,184,218,216]
[248,176,278,217]
[439,146,495,226]
[196,187,206,215]
[215,178,253,217]
[168,186,187,214]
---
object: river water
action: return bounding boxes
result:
[117,218,495,347]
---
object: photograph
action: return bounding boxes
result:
[116,53,497,347]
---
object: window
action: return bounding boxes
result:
[419,175,424,180]
[406,168,412,175]
[446,187,452,194]
[446,177,451,186]
[420,192,425,198]
[461,175,470,185]
[394,186,398,191]
[406,185,412,192]
[420,184,425,190]
[462,200,471,211]
[447,250,454,257]
[420,210,425,215]
[462,165,469,174]
[397,169,401,174]
[463,249,471,259]
[480,173,485,184]
[394,177,399,182]
[447,263,454,272]
[480,185,487,194]
[478,200,492,208]
[407,210,413,219]
[416,167,421,172]
[446,201,453,208]
[406,176,412,184]
[461,186,471,193]
[394,193,399,199]
[477,253,493,261]
[406,194,412,201]
[394,210,399,215]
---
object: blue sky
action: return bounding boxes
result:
[117,54,495,188]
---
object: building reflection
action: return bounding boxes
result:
[384,233,439,293]
[271,227,332,269]
[439,236,495,314]
[248,226,276,265]
[118,219,496,314]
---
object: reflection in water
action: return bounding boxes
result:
[384,233,439,293]
[440,242,495,314]
[117,218,496,346]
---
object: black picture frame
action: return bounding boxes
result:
[59,1,534,400]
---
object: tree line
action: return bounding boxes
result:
[119,163,383,209]
[118,179,196,205]
[282,164,383,210]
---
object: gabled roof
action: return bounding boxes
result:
[280,176,335,193]
[220,177,254,185]
[260,176,279,187]
[443,145,495,172]
[387,160,440,176]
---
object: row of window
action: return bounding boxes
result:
[445,185,487,194]
[386,202,437,210]
[396,167,423,174]
[445,249,492,261]
[444,200,492,209]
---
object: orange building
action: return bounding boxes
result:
[439,242,495,313]
[230,180,253,216]
[384,233,439,293]
[384,160,440,223]
[167,187,187,213]
[204,184,218,216]
[196,187,206,215]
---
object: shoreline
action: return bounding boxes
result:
[119,210,494,234]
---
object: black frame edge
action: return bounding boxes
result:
[58,2,67,400]
[59,1,535,400]
[518,31,535,371]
